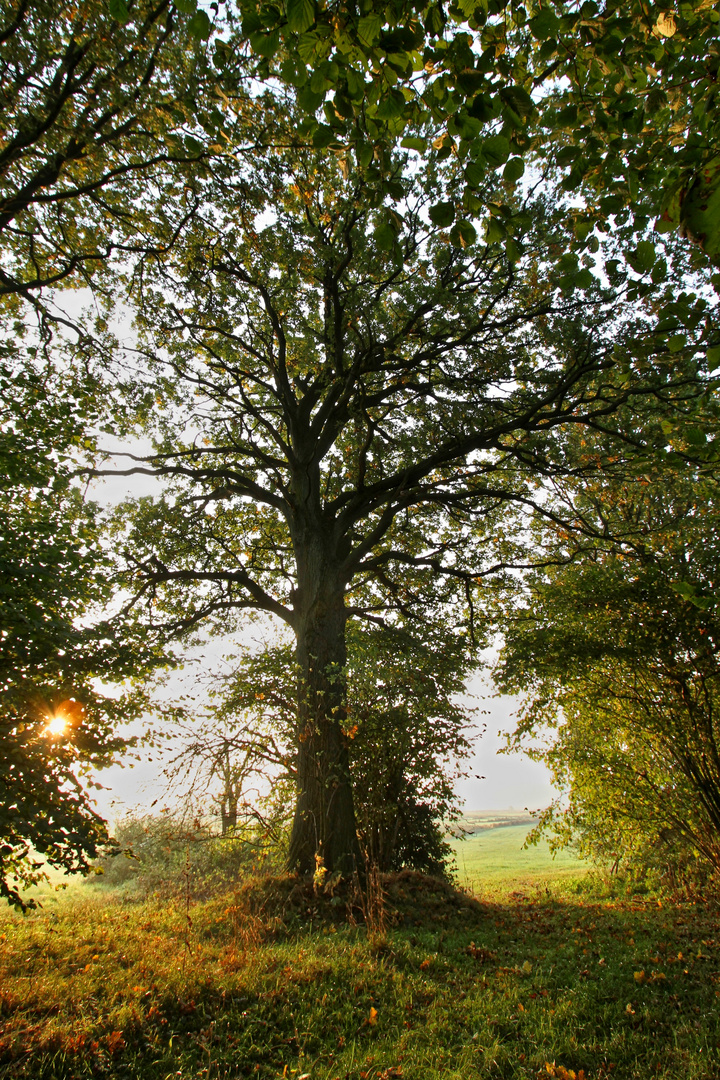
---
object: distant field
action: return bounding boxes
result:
[451,813,588,892]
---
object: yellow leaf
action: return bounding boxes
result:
[634,970,645,983]
[368,1006,378,1025]
[654,12,676,37]
[521,960,533,974]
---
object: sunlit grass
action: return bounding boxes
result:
[1,870,719,1079]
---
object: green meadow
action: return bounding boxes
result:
[451,813,588,894]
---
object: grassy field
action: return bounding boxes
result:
[451,814,588,894]
[1,864,720,1080]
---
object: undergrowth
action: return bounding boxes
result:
[1,872,719,1079]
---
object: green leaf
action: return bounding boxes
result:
[401,137,427,152]
[374,223,397,251]
[503,157,525,182]
[375,90,406,121]
[627,240,656,274]
[188,10,211,39]
[485,217,506,245]
[311,124,336,148]
[175,0,196,12]
[668,334,687,353]
[557,253,579,274]
[356,142,374,169]
[297,87,324,112]
[281,56,308,87]
[686,427,708,445]
[346,68,366,100]
[680,156,720,260]
[358,14,382,46]
[108,0,130,22]
[500,86,535,120]
[286,0,316,35]
[424,4,446,36]
[250,29,280,57]
[429,201,455,228]
[575,268,594,290]
[482,135,510,168]
[529,8,559,39]
[707,345,720,366]
[464,161,485,187]
[450,219,477,249]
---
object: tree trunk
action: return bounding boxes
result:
[286,547,360,877]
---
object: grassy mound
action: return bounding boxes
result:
[228,870,485,937]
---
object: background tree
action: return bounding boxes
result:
[494,412,720,883]
[101,95,714,876]
[0,0,240,907]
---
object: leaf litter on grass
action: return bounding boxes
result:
[0,874,719,1078]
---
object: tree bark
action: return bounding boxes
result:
[286,540,360,877]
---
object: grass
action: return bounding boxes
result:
[1,868,720,1080]
[450,816,588,895]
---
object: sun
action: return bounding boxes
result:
[43,699,84,738]
[45,712,68,737]
[44,710,69,737]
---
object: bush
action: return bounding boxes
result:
[92,812,285,897]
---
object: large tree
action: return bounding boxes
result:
[101,95,714,875]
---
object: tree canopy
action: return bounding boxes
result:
[2,0,720,888]
[227,0,720,264]
[97,79,719,875]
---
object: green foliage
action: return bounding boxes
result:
[226,0,720,264]
[171,617,476,878]
[345,622,473,875]
[0,337,168,909]
[0,0,211,297]
[494,413,720,886]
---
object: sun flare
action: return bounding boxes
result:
[44,711,68,737]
